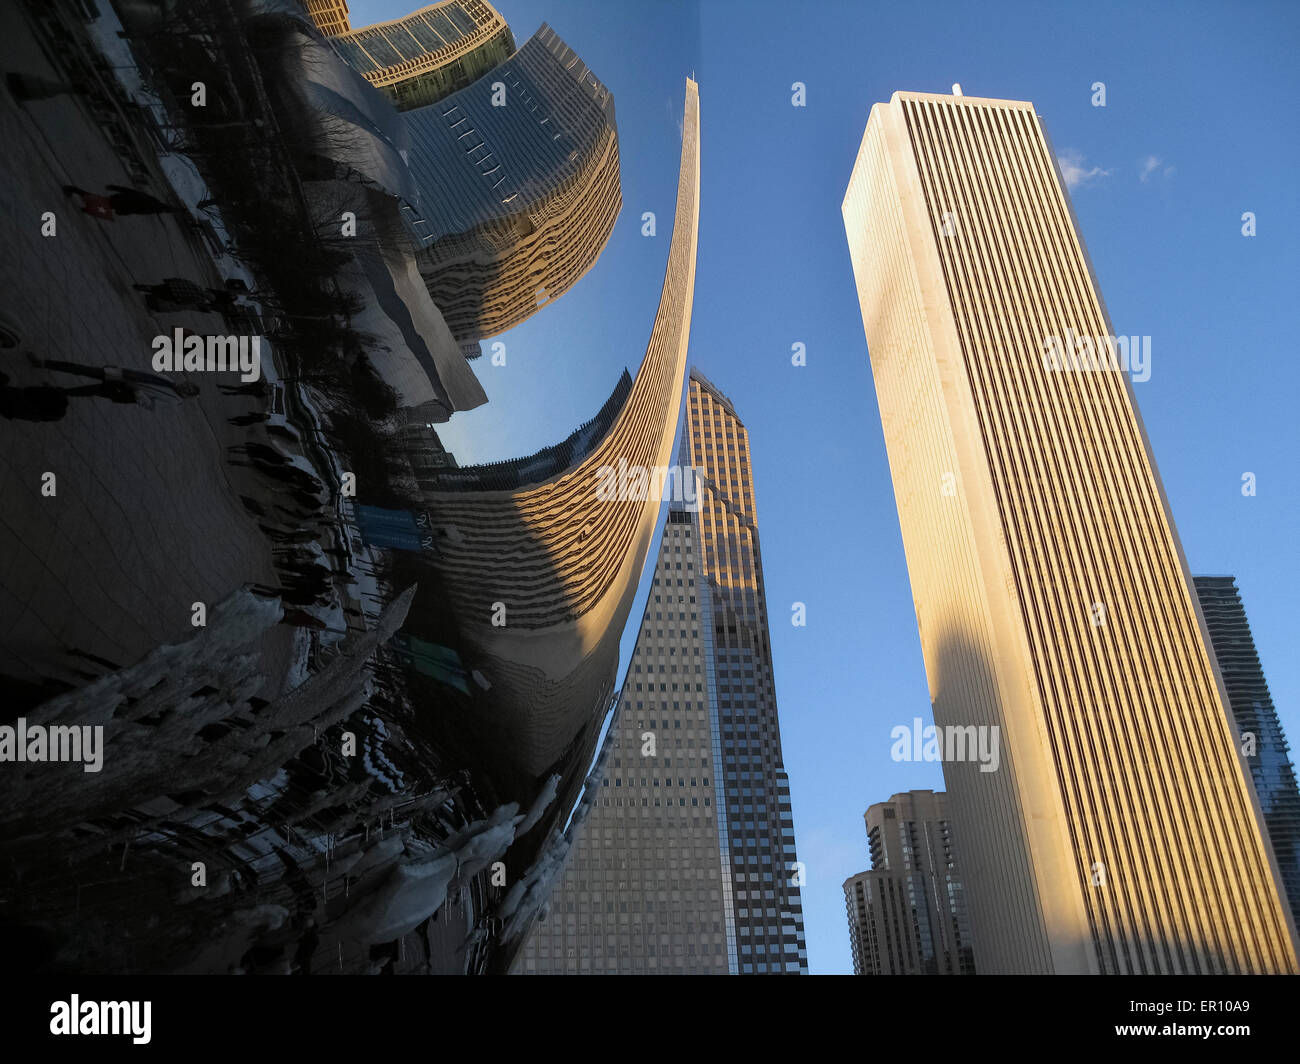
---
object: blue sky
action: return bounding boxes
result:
[348,0,1300,975]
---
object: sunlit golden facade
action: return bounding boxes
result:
[305,0,351,37]
[516,370,808,975]
[843,790,975,975]
[418,80,698,799]
[326,1,515,113]
[843,90,1298,974]
[404,24,621,342]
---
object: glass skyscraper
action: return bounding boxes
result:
[516,371,808,974]
[1194,576,1300,929]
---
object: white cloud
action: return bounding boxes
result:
[1057,149,1112,189]
[1139,154,1174,182]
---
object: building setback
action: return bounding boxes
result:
[843,790,975,975]
[1194,576,1300,929]
[516,371,808,974]
[842,89,1298,973]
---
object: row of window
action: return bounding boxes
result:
[596,797,710,807]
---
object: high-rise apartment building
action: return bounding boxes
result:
[1194,576,1300,927]
[400,24,621,341]
[515,370,808,975]
[513,503,732,974]
[326,1,515,113]
[842,89,1298,974]
[843,790,975,975]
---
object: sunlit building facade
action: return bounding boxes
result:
[390,85,698,973]
[325,1,515,113]
[516,371,808,975]
[401,24,621,341]
[305,0,351,37]
[843,790,975,975]
[842,89,1299,974]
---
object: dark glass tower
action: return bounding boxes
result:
[515,370,808,974]
[1194,576,1300,928]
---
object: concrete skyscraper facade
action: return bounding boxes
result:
[1194,576,1300,928]
[843,790,975,975]
[842,90,1298,974]
[515,371,808,974]
[400,24,621,341]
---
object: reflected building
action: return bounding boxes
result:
[842,89,1298,973]
[378,79,699,971]
[306,6,619,352]
[843,790,975,975]
[1194,576,1300,928]
[400,24,621,341]
[322,1,515,113]
[305,0,351,37]
[0,0,689,977]
[515,371,809,975]
[395,419,459,493]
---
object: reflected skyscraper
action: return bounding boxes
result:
[305,0,352,37]
[322,1,515,113]
[305,7,620,353]
[377,80,700,972]
[516,371,808,975]
[842,89,1298,973]
[401,24,621,342]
